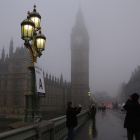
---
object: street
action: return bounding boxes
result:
[74,109,127,140]
[107,109,126,123]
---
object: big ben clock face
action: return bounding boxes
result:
[75,36,83,45]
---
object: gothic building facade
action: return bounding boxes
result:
[0,40,71,115]
[121,66,140,102]
[0,8,90,115]
[0,39,31,115]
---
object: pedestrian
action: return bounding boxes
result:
[90,104,96,120]
[103,105,106,111]
[66,102,82,140]
[123,93,140,140]
[101,106,104,111]
[98,106,100,112]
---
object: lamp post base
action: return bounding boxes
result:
[23,65,42,122]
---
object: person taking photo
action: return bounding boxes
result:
[66,102,82,140]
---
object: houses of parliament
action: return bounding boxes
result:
[0,8,90,115]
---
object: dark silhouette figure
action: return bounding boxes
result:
[90,104,96,120]
[98,106,100,112]
[124,93,140,140]
[66,102,82,140]
[101,106,104,111]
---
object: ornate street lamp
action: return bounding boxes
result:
[36,28,46,53]
[30,5,41,30]
[88,91,90,97]
[101,99,102,105]
[21,5,46,122]
[88,91,91,109]
[21,11,35,41]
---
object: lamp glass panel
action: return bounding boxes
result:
[36,38,45,50]
[21,26,24,37]
[31,17,40,29]
[22,24,34,40]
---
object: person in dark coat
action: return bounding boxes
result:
[90,104,96,120]
[66,102,82,140]
[123,93,140,140]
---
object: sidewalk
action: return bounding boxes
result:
[74,111,127,140]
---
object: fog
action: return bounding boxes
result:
[0,0,140,97]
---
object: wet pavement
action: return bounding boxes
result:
[107,109,126,122]
[74,111,127,140]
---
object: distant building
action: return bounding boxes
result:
[0,39,31,115]
[122,66,140,102]
[0,7,90,115]
[70,7,90,108]
[0,39,71,115]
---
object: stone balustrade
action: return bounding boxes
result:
[52,109,88,140]
[0,109,88,140]
[0,125,37,140]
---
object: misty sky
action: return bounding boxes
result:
[0,0,140,97]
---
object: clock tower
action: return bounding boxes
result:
[71,7,90,109]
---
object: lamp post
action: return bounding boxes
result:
[101,99,102,106]
[21,5,46,122]
[88,92,91,109]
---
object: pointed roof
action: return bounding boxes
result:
[46,72,48,78]
[76,6,84,22]
[10,38,13,45]
[74,6,85,28]
[2,46,5,53]
[60,73,63,79]
[72,6,88,35]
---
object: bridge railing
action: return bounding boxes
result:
[0,125,37,140]
[0,109,88,140]
[52,109,88,140]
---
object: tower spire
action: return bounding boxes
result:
[73,5,85,30]
[9,38,14,58]
[1,46,5,62]
[10,37,13,45]
[79,0,81,9]
[60,73,63,84]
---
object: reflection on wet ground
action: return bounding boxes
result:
[88,118,97,138]
[74,111,127,140]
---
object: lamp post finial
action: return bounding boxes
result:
[27,11,30,18]
[34,5,36,12]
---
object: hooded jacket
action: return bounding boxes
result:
[124,99,140,130]
[66,107,82,127]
